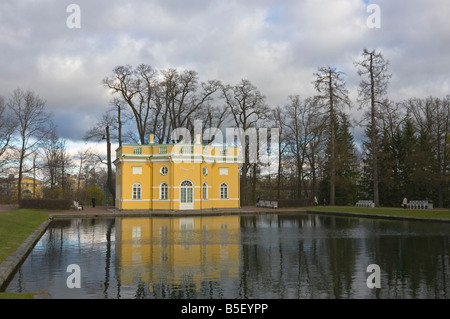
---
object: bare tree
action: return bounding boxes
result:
[84,112,117,203]
[313,67,351,205]
[272,106,289,199]
[109,97,132,148]
[0,96,17,173]
[157,68,222,143]
[74,147,99,199]
[284,96,324,200]
[41,131,73,197]
[104,65,222,145]
[354,49,391,207]
[8,88,53,201]
[103,64,158,145]
[41,130,62,189]
[222,79,270,205]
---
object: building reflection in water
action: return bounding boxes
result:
[114,216,240,297]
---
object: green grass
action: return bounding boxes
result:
[0,292,35,299]
[0,209,49,264]
[0,208,49,299]
[305,205,450,219]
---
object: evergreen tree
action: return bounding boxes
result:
[320,113,359,205]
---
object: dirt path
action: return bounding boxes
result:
[0,204,19,212]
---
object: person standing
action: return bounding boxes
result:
[402,197,407,209]
[91,197,96,208]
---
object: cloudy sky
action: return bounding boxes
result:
[1,0,449,152]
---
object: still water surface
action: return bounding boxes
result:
[5,213,450,298]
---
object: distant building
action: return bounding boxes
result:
[114,134,241,210]
[0,174,43,199]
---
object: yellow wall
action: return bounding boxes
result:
[116,216,240,288]
[114,142,240,211]
[19,177,43,198]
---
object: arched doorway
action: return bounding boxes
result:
[179,180,194,210]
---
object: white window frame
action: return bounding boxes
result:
[132,183,142,200]
[203,183,208,200]
[160,182,168,200]
[220,183,228,199]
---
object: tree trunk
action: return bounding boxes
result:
[370,53,380,207]
[106,125,115,204]
[328,71,336,206]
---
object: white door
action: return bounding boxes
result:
[179,180,194,210]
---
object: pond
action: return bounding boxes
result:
[4,213,450,299]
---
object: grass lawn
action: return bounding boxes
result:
[0,209,49,264]
[0,292,36,299]
[0,208,49,299]
[306,205,450,219]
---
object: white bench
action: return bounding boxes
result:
[356,200,375,208]
[407,200,432,209]
[256,200,278,209]
[73,200,82,211]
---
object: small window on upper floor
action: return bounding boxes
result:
[133,147,142,155]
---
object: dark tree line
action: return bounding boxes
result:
[100,50,449,207]
[2,48,449,207]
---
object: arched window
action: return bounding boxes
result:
[132,183,142,200]
[203,183,208,200]
[180,180,194,204]
[220,183,228,199]
[160,182,168,200]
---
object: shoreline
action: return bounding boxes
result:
[46,205,450,223]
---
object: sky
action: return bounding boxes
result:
[1,0,449,157]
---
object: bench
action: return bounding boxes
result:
[407,200,432,209]
[256,200,278,209]
[356,200,375,208]
[73,200,82,211]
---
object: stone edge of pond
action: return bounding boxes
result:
[0,219,51,292]
[47,208,307,219]
[306,209,450,223]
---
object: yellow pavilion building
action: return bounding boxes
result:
[114,134,241,211]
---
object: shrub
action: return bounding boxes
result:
[81,186,106,206]
[19,198,72,210]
